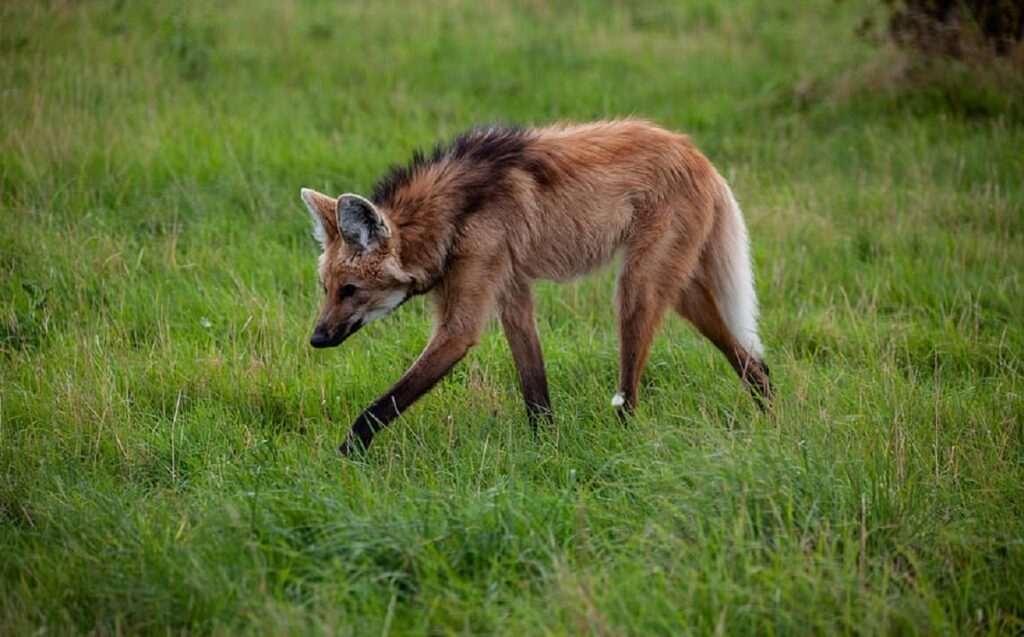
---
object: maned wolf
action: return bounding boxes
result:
[300,119,772,454]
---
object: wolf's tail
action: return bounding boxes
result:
[708,180,764,358]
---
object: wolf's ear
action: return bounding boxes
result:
[337,194,390,252]
[300,188,339,247]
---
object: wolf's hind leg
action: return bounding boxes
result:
[614,260,674,415]
[614,198,712,416]
[675,277,772,408]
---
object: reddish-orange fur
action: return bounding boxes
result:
[301,119,771,454]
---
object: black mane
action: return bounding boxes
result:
[370,125,532,208]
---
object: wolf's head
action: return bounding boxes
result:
[300,188,412,348]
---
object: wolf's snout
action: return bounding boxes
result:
[309,326,333,348]
[310,320,364,348]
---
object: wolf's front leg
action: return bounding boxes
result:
[339,331,475,455]
[339,246,507,455]
[498,283,552,426]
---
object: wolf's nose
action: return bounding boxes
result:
[309,328,331,348]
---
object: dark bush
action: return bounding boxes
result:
[879,0,1023,57]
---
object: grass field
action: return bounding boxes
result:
[2,0,1023,634]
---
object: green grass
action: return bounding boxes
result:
[2,0,1022,634]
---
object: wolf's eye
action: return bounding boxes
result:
[339,284,358,300]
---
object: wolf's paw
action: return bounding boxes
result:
[611,392,635,423]
[338,436,367,457]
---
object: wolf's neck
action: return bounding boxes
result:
[388,168,466,296]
